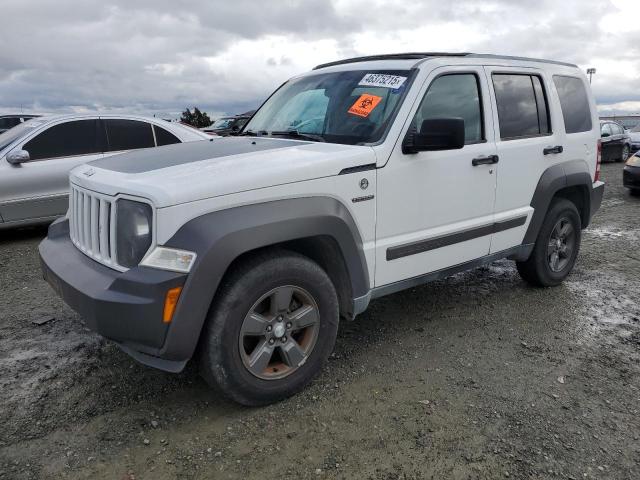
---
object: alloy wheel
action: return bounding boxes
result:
[547,217,576,273]
[239,285,320,380]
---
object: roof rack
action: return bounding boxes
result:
[313,52,577,70]
[313,52,470,70]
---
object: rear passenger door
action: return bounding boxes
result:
[484,67,563,254]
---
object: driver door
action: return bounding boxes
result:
[0,119,104,223]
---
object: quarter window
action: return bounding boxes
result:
[23,120,101,160]
[153,125,181,146]
[492,74,551,140]
[553,75,592,134]
[105,119,155,152]
[412,74,484,144]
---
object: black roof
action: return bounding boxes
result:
[313,52,577,70]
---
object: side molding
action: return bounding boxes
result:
[158,197,370,361]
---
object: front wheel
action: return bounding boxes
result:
[517,199,581,287]
[199,250,339,406]
[619,145,630,163]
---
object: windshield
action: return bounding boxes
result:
[631,125,640,133]
[0,119,45,152]
[242,69,415,145]
[212,118,234,129]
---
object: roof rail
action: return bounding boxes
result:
[313,52,470,70]
[313,52,577,70]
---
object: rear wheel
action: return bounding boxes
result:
[199,250,339,406]
[517,199,581,287]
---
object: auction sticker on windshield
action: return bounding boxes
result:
[359,73,407,89]
[348,94,383,117]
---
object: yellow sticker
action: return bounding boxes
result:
[348,94,383,118]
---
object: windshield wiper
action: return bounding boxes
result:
[269,130,326,142]
[238,129,268,136]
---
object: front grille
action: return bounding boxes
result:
[69,184,117,268]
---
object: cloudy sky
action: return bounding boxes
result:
[1,0,639,119]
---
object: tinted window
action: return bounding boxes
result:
[0,118,21,130]
[105,119,155,152]
[153,125,181,146]
[413,74,483,143]
[492,74,550,139]
[23,120,101,160]
[553,75,592,134]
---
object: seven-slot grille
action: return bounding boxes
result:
[69,184,117,267]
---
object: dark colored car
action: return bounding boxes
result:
[623,151,640,195]
[0,114,40,134]
[202,115,251,136]
[600,120,632,162]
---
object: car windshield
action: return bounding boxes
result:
[212,118,234,129]
[631,125,640,133]
[242,69,416,145]
[0,119,46,153]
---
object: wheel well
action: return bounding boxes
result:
[553,185,590,228]
[217,236,355,321]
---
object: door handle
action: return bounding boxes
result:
[472,155,499,166]
[543,145,563,155]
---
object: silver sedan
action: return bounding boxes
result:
[0,114,210,229]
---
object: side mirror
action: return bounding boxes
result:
[601,132,610,138]
[402,118,465,154]
[6,149,30,165]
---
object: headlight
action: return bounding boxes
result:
[140,247,197,273]
[116,199,153,268]
[626,154,640,167]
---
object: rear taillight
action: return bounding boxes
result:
[595,139,602,182]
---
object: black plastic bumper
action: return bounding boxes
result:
[39,219,188,371]
[623,165,640,190]
[590,181,605,219]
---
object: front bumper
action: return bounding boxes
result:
[623,165,640,190]
[39,219,188,371]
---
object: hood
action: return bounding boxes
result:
[70,137,377,207]
[628,131,640,142]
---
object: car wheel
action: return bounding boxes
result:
[199,250,339,406]
[620,145,630,163]
[516,198,581,287]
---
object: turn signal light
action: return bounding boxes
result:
[163,286,183,324]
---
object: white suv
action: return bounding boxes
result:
[40,53,604,406]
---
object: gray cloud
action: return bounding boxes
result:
[1,0,638,118]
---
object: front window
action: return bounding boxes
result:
[242,69,416,145]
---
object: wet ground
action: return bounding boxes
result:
[1,162,639,479]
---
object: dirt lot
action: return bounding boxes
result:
[1,162,639,480]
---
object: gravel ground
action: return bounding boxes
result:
[1,162,639,480]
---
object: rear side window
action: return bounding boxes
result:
[413,73,484,144]
[105,119,155,152]
[553,76,592,134]
[23,120,101,160]
[0,117,21,129]
[492,74,551,140]
[153,125,181,146]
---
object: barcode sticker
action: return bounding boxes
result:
[358,73,407,89]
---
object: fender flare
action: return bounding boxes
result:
[158,197,370,361]
[523,160,593,245]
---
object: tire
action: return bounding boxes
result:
[199,250,339,406]
[516,198,581,287]
[619,145,630,163]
